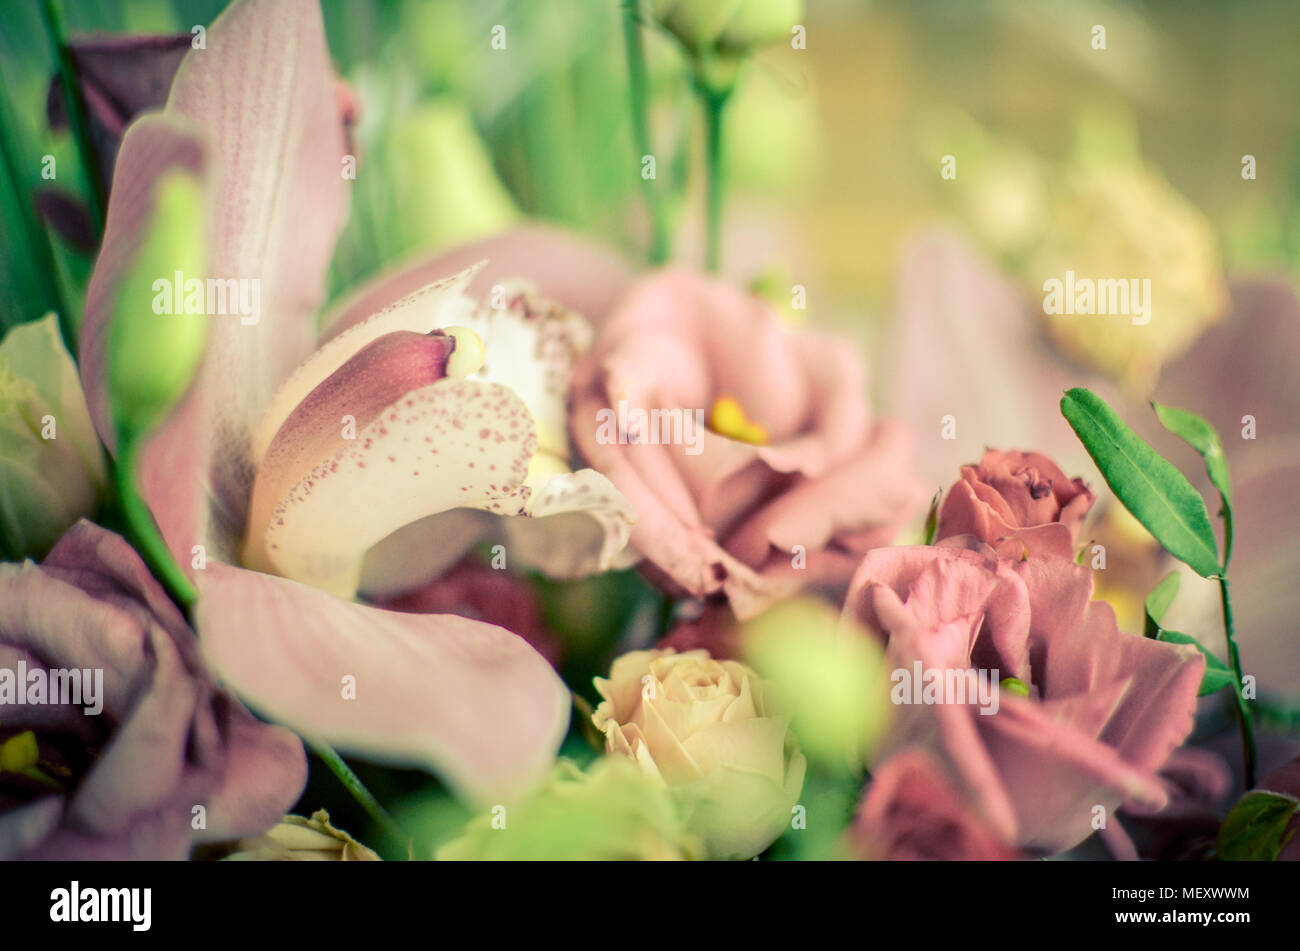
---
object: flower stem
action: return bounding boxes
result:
[1217,575,1255,788]
[39,0,105,232]
[621,0,670,264]
[311,742,409,849]
[113,444,196,614]
[699,84,730,273]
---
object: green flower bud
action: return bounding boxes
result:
[106,170,208,446]
[0,313,106,559]
[743,598,891,768]
[388,99,520,253]
[652,0,804,90]
[436,758,703,860]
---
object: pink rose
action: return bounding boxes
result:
[934,449,1095,560]
[848,749,1022,860]
[843,543,1204,854]
[0,522,304,859]
[570,269,928,619]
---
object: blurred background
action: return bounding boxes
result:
[4,0,1300,337]
[3,0,1298,855]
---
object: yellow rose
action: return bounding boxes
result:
[593,648,806,859]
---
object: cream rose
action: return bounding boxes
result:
[593,648,806,859]
[220,810,380,861]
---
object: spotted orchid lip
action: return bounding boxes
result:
[242,327,459,571]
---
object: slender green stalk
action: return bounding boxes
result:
[39,0,105,232]
[621,0,670,264]
[0,64,76,348]
[311,742,409,848]
[113,444,196,613]
[1217,576,1255,788]
[1221,503,1234,572]
[699,84,730,273]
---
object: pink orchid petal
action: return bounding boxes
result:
[80,114,205,453]
[163,0,350,528]
[195,563,569,802]
[80,0,352,562]
[79,115,209,565]
[321,225,635,341]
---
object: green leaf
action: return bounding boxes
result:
[1157,630,1235,695]
[1143,570,1180,638]
[1153,401,1234,567]
[1060,388,1220,577]
[1217,791,1300,861]
[922,489,941,545]
[1153,402,1231,500]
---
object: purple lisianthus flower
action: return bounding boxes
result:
[0,520,305,859]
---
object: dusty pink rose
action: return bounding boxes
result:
[570,269,928,619]
[0,521,304,859]
[843,543,1205,854]
[935,449,1094,560]
[848,749,1022,860]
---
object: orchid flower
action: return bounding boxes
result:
[78,0,636,802]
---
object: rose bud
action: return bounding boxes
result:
[934,448,1095,560]
[221,810,379,861]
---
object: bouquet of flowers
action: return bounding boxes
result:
[1,0,1297,864]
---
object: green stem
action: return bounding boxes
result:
[113,443,196,614]
[39,0,105,233]
[1221,500,1234,572]
[1217,576,1255,788]
[699,84,730,273]
[311,742,409,848]
[0,64,77,349]
[621,0,670,264]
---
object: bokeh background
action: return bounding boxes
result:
[3,0,1298,857]
[5,0,1300,334]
